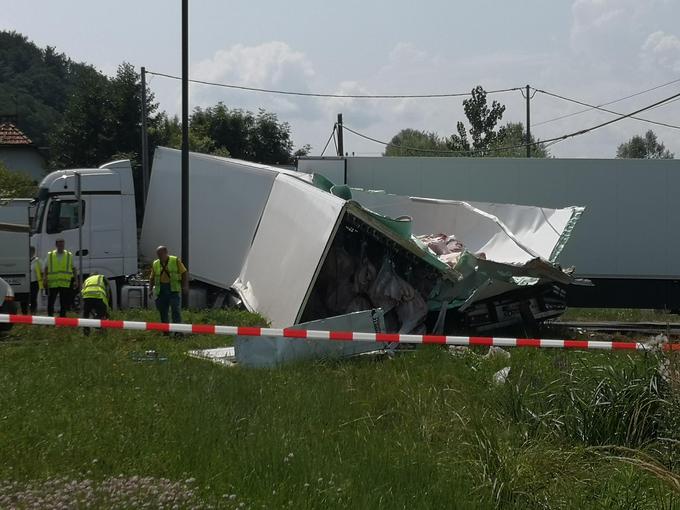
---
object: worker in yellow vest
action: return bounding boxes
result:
[149,245,188,324]
[43,238,76,317]
[30,246,43,314]
[81,273,111,335]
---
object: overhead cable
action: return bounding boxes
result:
[146,70,521,99]
[343,89,680,155]
[533,79,680,129]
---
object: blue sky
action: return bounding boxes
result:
[2,0,680,157]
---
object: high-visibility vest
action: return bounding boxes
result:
[82,274,109,307]
[152,256,182,295]
[33,257,44,290]
[46,250,74,288]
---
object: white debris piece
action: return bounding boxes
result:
[187,347,237,367]
[448,345,470,357]
[493,366,511,385]
[485,346,511,360]
[646,334,669,351]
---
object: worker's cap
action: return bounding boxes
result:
[55,238,65,244]
[156,245,168,254]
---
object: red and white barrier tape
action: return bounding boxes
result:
[2,314,679,352]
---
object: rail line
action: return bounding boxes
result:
[550,320,680,335]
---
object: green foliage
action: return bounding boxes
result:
[0,161,37,198]
[384,128,448,156]
[448,85,506,155]
[492,122,550,158]
[189,103,308,164]
[49,62,158,169]
[148,105,308,164]
[0,31,95,148]
[616,130,674,159]
[2,31,308,171]
[385,89,549,158]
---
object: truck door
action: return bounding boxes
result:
[88,195,123,265]
[43,197,90,273]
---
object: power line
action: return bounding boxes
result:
[343,89,680,155]
[532,77,680,128]
[535,87,680,130]
[146,70,521,99]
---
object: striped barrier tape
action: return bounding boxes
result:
[1,314,679,352]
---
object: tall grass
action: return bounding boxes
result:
[0,316,678,508]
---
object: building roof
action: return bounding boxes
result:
[0,122,33,146]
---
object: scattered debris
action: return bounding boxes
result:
[187,347,236,367]
[647,334,669,351]
[130,350,168,362]
[493,366,511,385]
[484,346,511,360]
[448,345,470,357]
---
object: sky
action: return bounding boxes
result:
[2,0,680,158]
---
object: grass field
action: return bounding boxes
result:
[1,309,679,509]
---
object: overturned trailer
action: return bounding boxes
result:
[230,170,583,365]
[141,149,582,366]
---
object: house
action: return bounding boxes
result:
[0,121,47,182]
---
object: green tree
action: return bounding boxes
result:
[188,103,307,164]
[448,85,506,155]
[492,122,550,158]
[0,162,37,199]
[49,62,159,169]
[384,129,449,156]
[0,31,95,147]
[47,67,111,168]
[616,130,674,159]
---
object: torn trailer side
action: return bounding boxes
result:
[232,173,583,338]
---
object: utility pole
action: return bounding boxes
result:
[525,84,531,158]
[140,66,149,208]
[336,113,344,157]
[181,0,190,308]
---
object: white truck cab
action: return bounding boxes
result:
[31,160,138,303]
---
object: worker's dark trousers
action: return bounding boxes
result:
[47,287,72,317]
[30,281,39,313]
[83,298,108,336]
[155,284,182,324]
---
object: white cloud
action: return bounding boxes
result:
[189,42,319,119]
[642,31,680,72]
[172,7,680,158]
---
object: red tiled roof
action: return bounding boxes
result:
[0,123,33,146]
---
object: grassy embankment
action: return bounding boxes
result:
[1,308,679,508]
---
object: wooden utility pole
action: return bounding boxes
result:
[526,84,531,158]
[337,113,344,157]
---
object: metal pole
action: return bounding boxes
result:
[181,0,190,308]
[76,172,83,314]
[140,66,149,208]
[526,84,531,158]
[336,113,344,157]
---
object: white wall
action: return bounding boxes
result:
[0,148,46,182]
[299,157,680,279]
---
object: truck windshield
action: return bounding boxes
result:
[31,188,48,234]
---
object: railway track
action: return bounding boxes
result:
[549,320,680,335]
